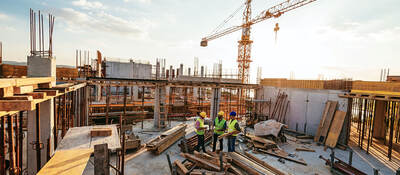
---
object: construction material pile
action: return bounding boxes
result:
[269,91,289,123]
[147,123,187,154]
[179,130,212,153]
[173,150,286,175]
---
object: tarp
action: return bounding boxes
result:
[254,119,285,137]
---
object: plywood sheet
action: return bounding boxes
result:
[318,101,337,143]
[37,149,92,175]
[325,110,346,148]
[314,101,331,142]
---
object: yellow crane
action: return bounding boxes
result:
[201,0,316,85]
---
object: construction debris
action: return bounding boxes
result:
[146,124,187,154]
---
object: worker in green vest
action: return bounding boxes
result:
[195,111,207,152]
[213,111,227,152]
[227,111,241,152]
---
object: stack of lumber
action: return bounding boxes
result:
[228,152,286,175]
[314,101,347,148]
[176,151,232,175]
[269,91,289,123]
[245,133,277,150]
[0,64,27,78]
[56,67,78,79]
[146,124,186,154]
[179,130,212,153]
[175,150,287,175]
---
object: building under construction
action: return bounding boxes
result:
[1,1,400,175]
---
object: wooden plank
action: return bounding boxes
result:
[181,153,220,171]
[13,85,33,94]
[229,154,263,175]
[258,149,307,166]
[91,128,112,137]
[0,79,16,88]
[0,95,33,101]
[35,89,58,96]
[318,101,338,143]
[0,87,13,97]
[0,100,34,111]
[38,83,52,88]
[20,92,46,99]
[155,130,185,154]
[243,152,285,175]
[230,152,274,175]
[15,77,54,87]
[36,149,92,175]
[246,133,276,145]
[325,110,346,148]
[314,101,331,142]
[295,147,315,152]
[174,160,189,175]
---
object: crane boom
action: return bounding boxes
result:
[201,0,316,46]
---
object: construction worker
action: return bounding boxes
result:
[195,111,207,152]
[213,111,227,152]
[227,111,241,152]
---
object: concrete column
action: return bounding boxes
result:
[193,87,198,99]
[154,86,160,128]
[210,88,221,121]
[132,86,139,101]
[153,85,167,128]
[27,55,56,174]
[179,64,183,77]
[95,60,102,101]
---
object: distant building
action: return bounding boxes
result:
[105,60,152,79]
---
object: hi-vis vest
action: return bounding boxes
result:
[196,117,205,135]
[228,119,238,136]
[214,118,226,135]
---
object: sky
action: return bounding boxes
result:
[0,0,399,83]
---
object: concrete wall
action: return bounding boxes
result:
[105,61,151,79]
[258,86,348,136]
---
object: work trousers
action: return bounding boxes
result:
[227,136,236,152]
[195,134,206,152]
[212,133,223,152]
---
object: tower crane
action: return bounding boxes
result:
[201,0,316,85]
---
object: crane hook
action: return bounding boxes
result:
[274,23,280,44]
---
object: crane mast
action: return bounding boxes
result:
[238,0,253,85]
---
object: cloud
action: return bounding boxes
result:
[0,12,9,20]
[123,0,151,4]
[0,26,16,31]
[54,8,151,38]
[72,0,106,10]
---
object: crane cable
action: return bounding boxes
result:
[209,2,246,35]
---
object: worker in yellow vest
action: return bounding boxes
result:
[213,111,227,152]
[195,111,208,152]
[227,111,241,152]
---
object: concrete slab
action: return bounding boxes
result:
[79,120,396,175]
